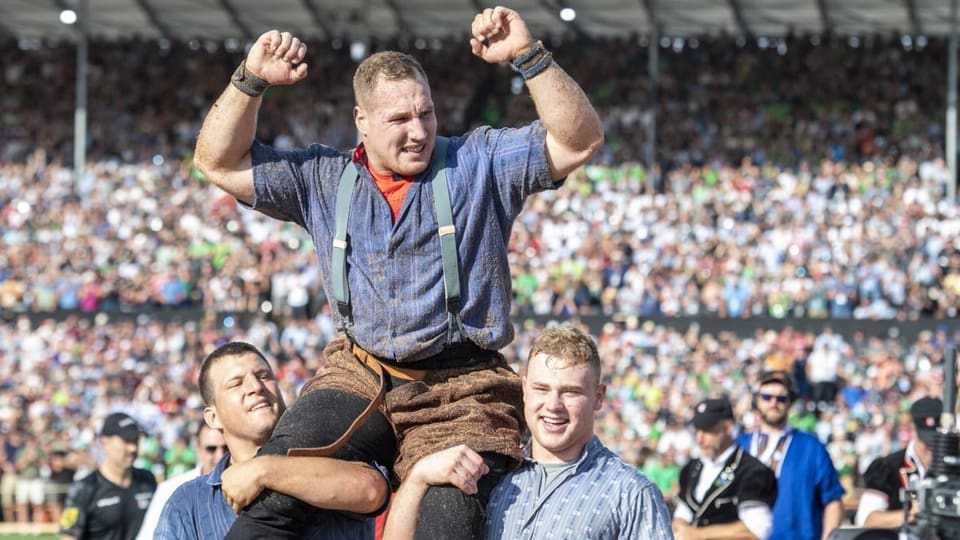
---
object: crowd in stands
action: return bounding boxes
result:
[0,32,958,522]
[0,311,951,521]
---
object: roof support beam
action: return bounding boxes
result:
[298,0,331,39]
[815,0,832,34]
[133,0,173,38]
[641,0,657,35]
[904,0,921,35]
[383,0,411,37]
[728,0,752,36]
[217,0,253,40]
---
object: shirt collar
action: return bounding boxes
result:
[351,143,366,163]
[906,440,926,478]
[206,452,232,487]
[702,444,736,468]
[521,435,603,469]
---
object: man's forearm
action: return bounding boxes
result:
[257,455,388,514]
[381,478,431,540]
[863,509,905,529]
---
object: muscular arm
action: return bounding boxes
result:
[221,456,389,514]
[469,6,603,180]
[525,62,604,180]
[193,85,260,204]
[193,30,308,204]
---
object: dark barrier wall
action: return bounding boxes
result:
[6,308,958,344]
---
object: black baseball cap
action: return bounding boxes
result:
[693,398,735,430]
[100,412,143,442]
[759,370,794,395]
[911,397,943,445]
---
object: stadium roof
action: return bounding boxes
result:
[1,0,958,42]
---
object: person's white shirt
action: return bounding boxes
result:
[135,466,202,540]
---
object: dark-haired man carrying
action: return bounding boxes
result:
[155,342,389,539]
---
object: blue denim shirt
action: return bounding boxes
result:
[250,122,555,362]
[153,453,377,540]
[485,437,674,540]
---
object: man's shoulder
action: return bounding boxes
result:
[132,467,158,485]
[588,443,657,490]
[737,448,776,476]
[66,470,101,497]
[867,448,908,475]
[787,428,828,449]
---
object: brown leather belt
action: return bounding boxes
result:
[285,344,422,458]
[351,344,428,382]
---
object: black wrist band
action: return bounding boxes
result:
[231,59,270,97]
[509,40,553,81]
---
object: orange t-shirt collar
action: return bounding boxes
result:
[352,143,412,222]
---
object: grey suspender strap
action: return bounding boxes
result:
[332,161,359,337]
[331,136,464,343]
[429,137,467,344]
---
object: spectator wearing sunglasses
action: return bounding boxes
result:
[136,422,227,540]
[737,371,845,540]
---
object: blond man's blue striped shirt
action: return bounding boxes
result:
[485,437,674,539]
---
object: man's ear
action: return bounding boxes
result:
[354,105,367,138]
[203,406,221,431]
[595,383,606,411]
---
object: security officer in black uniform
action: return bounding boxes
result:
[59,412,157,540]
[673,397,778,540]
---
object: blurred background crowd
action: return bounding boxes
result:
[1,32,958,522]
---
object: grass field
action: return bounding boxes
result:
[0,522,58,539]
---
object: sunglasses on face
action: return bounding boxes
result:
[758,393,789,404]
[204,445,229,454]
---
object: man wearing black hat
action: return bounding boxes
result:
[674,398,777,540]
[854,397,943,528]
[59,412,157,540]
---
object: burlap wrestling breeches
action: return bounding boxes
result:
[306,336,524,481]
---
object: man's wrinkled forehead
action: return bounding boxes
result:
[359,72,430,107]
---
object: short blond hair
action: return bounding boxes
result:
[526,326,601,384]
[353,51,428,108]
